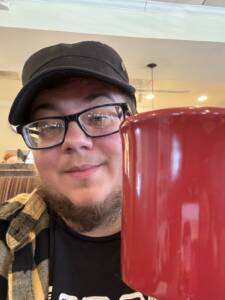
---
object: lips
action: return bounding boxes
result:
[64,163,103,178]
[66,164,101,172]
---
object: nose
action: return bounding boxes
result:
[61,121,93,152]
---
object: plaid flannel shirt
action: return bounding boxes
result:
[0,190,50,300]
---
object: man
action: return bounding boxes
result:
[0,41,151,300]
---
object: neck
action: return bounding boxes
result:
[62,215,121,237]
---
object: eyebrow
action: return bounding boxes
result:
[31,103,56,117]
[84,92,116,102]
[32,92,116,115]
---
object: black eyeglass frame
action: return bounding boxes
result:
[16,102,132,150]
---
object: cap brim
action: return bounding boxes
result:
[9,67,135,125]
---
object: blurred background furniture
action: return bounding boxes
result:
[0,164,38,204]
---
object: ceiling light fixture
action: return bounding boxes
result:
[145,93,155,100]
[147,63,157,106]
[198,95,208,102]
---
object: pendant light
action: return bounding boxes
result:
[147,63,157,104]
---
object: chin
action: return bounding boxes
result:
[37,182,122,233]
[65,186,112,207]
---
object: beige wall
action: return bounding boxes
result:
[0,104,27,160]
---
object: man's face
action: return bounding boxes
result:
[31,78,127,233]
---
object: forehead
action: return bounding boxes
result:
[31,77,126,114]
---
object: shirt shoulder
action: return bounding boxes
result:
[0,190,48,251]
[0,190,46,220]
[0,193,31,221]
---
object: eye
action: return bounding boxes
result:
[86,111,118,128]
[41,122,63,135]
[92,112,111,121]
[28,120,64,138]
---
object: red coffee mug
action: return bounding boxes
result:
[120,107,225,300]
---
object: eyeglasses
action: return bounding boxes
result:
[16,102,131,150]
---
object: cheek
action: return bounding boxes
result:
[33,150,57,177]
[99,135,123,170]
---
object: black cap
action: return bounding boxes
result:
[9,41,136,125]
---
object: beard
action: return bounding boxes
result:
[37,182,122,234]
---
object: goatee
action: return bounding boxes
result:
[37,183,122,233]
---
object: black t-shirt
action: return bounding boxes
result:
[51,216,148,300]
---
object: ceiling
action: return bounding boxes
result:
[152,0,225,6]
[1,0,225,112]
